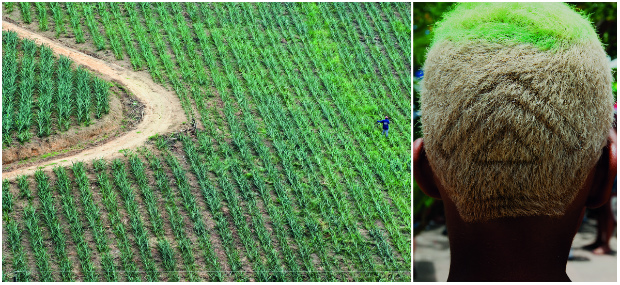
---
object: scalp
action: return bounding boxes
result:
[421,38,613,222]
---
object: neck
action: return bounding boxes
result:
[446,220,572,281]
[443,200,585,282]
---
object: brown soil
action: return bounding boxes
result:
[2,21,186,180]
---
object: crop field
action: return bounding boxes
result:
[2,30,111,146]
[2,2,411,282]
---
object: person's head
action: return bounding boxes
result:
[415,3,616,223]
[385,116,389,119]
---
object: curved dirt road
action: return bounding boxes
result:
[2,21,185,180]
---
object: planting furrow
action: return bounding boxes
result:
[71,162,118,281]
[181,135,269,281]
[36,44,54,136]
[109,3,143,70]
[34,170,74,281]
[92,160,141,282]
[3,180,31,281]
[34,2,48,31]
[163,147,245,280]
[52,167,98,281]
[48,2,65,38]
[19,2,32,24]
[142,148,216,281]
[17,176,53,281]
[110,159,160,282]
[65,3,85,44]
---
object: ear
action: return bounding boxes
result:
[413,138,442,199]
[585,129,617,208]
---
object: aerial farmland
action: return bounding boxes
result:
[2,2,411,282]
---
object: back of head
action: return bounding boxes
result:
[420,3,613,222]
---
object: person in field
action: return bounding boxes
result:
[414,3,616,281]
[377,116,390,138]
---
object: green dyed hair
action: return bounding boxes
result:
[421,2,613,221]
[430,3,600,51]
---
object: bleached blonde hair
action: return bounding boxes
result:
[420,3,613,222]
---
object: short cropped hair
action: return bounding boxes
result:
[421,3,613,222]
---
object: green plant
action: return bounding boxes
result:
[74,67,93,124]
[16,38,37,143]
[35,2,48,31]
[93,159,141,282]
[111,159,159,281]
[49,2,66,38]
[72,162,118,281]
[3,31,19,146]
[19,2,31,24]
[65,3,84,43]
[34,170,74,281]
[53,167,97,281]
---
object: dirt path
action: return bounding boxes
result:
[2,21,185,180]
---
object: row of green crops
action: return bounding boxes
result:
[52,167,97,281]
[3,180,30,282]
[71,162,118,281]
[3,2,411,281]
[16,176,52,282]
[142,148,215,282]
[1,30,110,147]
[92,159,141,282]
[34,170,73,281]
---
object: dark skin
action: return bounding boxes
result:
[583,191,616,255]
[584,125,617,255]
[413,129,617,282]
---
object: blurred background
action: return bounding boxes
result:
[413,2,617,282]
